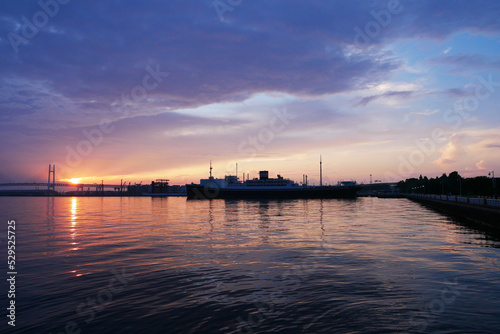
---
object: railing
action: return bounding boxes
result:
[409,194,500,208]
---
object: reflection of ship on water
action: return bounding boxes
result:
[186,161,362,200]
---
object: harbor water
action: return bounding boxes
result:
[1,196,499,333]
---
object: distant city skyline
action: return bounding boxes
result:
[1,1,499,185]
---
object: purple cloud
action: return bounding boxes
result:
[428,53,500,71]
[354,90,414,107]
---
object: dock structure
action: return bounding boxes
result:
[407,194,500,228]
[357,182,400,196]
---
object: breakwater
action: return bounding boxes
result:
[407,194,500,228]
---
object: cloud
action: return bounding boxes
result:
[428,53,500,71]
[484,143,500,149]
[0,1,405,127]
[476,160,486,170]
[354,90,414,107]
[434,133,467,166]
[391,0,500,40]
[403,109,439,121]
[466,160,488,172]
[442,88,469,97]
[2,1,500,127]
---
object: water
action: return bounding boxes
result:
[1,197,499,333]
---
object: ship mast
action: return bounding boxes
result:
[209,160,213,187]
[320,155,323,186]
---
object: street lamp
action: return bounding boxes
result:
[488,171,495,184]
[489,171,496,196]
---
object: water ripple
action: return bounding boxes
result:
[1,196,499,333]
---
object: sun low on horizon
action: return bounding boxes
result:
[68,178,81,184]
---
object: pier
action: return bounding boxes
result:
[407,194,500,229]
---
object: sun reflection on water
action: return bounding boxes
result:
[70,198,79,252]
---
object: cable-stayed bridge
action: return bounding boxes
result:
[0,164,125,192]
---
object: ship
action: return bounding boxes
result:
[186,161,362,200]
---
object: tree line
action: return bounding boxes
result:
[398,171,497,197]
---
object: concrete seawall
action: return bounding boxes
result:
[406,194,500,229]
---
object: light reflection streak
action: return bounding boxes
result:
[70,198,79,254]
[69,198,81,277]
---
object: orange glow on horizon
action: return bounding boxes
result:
[68,178,81,184]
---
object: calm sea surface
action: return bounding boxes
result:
[1,197,499,333]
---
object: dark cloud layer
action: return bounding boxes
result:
[2,0,499,121]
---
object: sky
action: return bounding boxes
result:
[1,0,500,186]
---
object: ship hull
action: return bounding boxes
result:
[186,184,361,200]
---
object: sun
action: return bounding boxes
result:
[68,178,81,184]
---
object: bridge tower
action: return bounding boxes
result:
[48,164,56,192]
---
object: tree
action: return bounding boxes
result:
[397,172,494,196]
